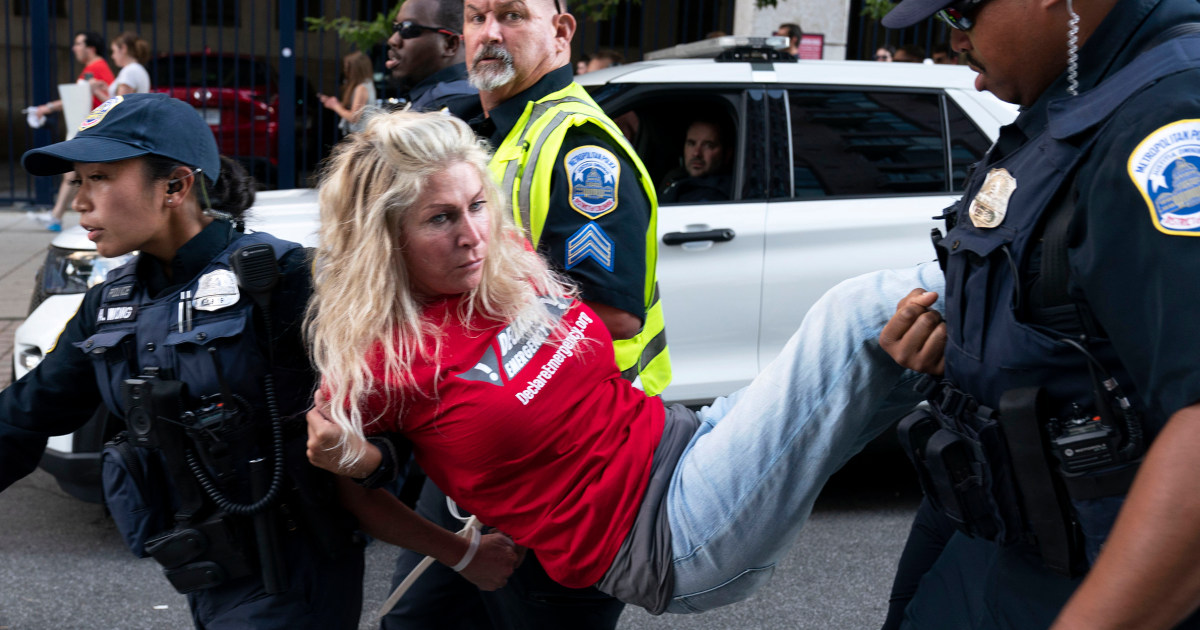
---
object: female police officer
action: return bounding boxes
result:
[0,93,363,628]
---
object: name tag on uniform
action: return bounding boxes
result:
[97,304,137,323]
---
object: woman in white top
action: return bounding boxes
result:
[90,31,151,101]
[319,51,376,135]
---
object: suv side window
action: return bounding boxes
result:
[946,97,992,189]
[788,89,958,198]
[587,87,746,205]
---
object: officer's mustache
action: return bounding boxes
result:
[473,43,514,68]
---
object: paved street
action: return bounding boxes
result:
[0,454,921,630]
[0,207,922,629]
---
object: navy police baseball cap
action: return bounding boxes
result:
[882,0,955,28]
[22,93,220,185]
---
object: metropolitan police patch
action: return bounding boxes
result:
[565,145,619,220]
[1128,119,1200,236]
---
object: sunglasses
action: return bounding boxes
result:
[393,20,460,39]
[936,0,989,31]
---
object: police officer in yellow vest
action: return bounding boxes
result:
[469,0,669,396]
[376,1,670,629]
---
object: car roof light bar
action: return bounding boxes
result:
[644,35,793,62]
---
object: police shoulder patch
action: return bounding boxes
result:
[79,95,123,131]
[1128,119,1200,236]
[565,145,620,220]
[565,222,615,272]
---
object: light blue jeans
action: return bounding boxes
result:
[665,262,946,613]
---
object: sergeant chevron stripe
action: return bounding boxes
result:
[565,222,615,271]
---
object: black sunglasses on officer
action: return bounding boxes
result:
[936,0,990,30]
[393,20,461,39]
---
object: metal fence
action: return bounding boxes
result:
[847,1,953,61]
[1,0,734,206]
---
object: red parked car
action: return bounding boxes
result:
[146,51,330,185]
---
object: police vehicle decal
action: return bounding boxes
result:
[192,269,241,312]
[565,222,615,272]
[79,95,123,131]
[1128,119,1200,237]
[565,145,619,220]
[456,296,571,385]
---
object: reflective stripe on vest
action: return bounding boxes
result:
[488,82,671,395]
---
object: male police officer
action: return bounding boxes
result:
[878,0,1200,627]
[466,0,669,390]
[388,0,480,118]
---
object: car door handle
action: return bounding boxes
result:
[662,228,736,246]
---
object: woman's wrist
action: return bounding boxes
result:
[449,527,481,572]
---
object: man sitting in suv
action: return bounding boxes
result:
[661,117,734,203]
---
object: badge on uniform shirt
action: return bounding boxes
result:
[565,222,615,272]
[192,269,240,312]
[565,145,620,220]
[969,168,1016,229]
[1128,119,1200,236]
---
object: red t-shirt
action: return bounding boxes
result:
[79,58,115,108]
[362,296,664,588]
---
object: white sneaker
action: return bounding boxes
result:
[26,210,53,226]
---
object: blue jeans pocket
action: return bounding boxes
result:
[668,564,776,613]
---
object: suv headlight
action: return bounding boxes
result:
[37,247,135,298]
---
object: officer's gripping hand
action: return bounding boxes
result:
[460,531,525,591]
[880,288,946,375]
[305,389,382,478]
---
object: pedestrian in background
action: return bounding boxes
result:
[28,31,115,232]
[88,31,151,101]
[320,50,377,135]
[775,22,803,56]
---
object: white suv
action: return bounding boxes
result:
[14,38,1016,501]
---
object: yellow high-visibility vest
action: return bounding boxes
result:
[488,82,671,395]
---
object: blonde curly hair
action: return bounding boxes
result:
[305,111,573,466]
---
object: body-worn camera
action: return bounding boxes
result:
[122,369,186,448]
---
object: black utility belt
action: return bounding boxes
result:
[898,380,1143,577]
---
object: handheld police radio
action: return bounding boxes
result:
[1046,338,1145,473]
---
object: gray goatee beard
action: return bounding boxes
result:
[470,44,516,91]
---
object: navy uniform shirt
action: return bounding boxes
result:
[1011,0,1200,427]
[0,220,315,491]
[406,62,482,121]
[471,65,650,321]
